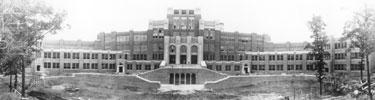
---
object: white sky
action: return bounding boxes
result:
[44,0,375,43]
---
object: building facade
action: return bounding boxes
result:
[31,8,375,76]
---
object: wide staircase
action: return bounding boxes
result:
[137,61,228,91]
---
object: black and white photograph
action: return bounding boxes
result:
[1,0,375,99]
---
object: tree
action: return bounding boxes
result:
[0,0,68,97]
[341,8,375,100]
[305,15,330,96]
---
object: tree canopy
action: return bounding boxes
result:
[0,0,68,75]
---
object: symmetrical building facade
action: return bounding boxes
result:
[31,8,375,76]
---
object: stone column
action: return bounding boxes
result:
[176,44,180,64]
[164,36,170,65]
[198,37,204,65]
[187,36,191,64]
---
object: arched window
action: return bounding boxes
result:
[170,73,174,84]
[175,73,180,85]
[191,73,196,84]
[186,73,191,84]
[169,45,176,53]
[191,45,198,53]
[181,45,187,53]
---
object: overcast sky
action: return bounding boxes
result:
[45,0,375,43]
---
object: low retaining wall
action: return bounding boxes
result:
[205,75,316,89]
[43,73,160,90]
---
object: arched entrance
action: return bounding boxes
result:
[191,45,198,64]
[186,73,191,84]
[175,73,179,85]
[192,73,196,84]
[169,45,176,64]
[244,64,249,74]
[180,45,187,64]
[169,73,196,85]
[170,73,174,84]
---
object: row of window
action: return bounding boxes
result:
[43,62,115,69]
[126,64,159,70]
[206,65,241,71]
[251,54,304,61]
[334,53,346,60]
[334,42,347,49]
[44,52,117,60]
[251,65,309,71]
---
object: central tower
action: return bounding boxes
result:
[163,8,203,65]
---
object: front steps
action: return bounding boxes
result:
[159,84,205,92]
[138,67,228,84]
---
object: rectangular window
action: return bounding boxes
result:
[52,52,60,59]
[259,65,265,70]
[287,65,294,70]
[64,53,71,59]
[295,55,302,60]
[44,62,51,68]
[72,53,79,59]
[154,64,159,69]
[52,62,60,69]
[350,64,363,70]
[72,63,79,69]
[124,54,128,59]
[145,65,151,70]
[136,64,142,70]
[225,65,231,71]
[277,65,283,70]
[102,54,108,59]
[127,64,133,70]
[234,65,240,71]
[63,63,71,69]
[269,65,275,70]
[351,53,360,59]
[109,54,116,60]
[307,64,315,70]
[216,65,222,71]
[277,55,283,60]
[251,65,258,70]
[307,54,314,60]
[334,64,346,70]
[83,63,90,69]
[83,53,90,59]
[269,55,275,61]
[102,63,108,69]
[207,65,213,70]
[259,55,265,61]
[44,52,51,58]
[91,53,98,59]
[109,63,116,69]
[91,63,98,69]
[252,55,258,61]
[296,65,303,70]
[287,55,294,60]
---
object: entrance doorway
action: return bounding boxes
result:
[37,65,40,71]
[119,67,123,73]
[191,55,198,64]
[169,55,176,64]
[170,73,197,85]
[180,55,187,64]
[170,73,174,84]
[244,67,248,74]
